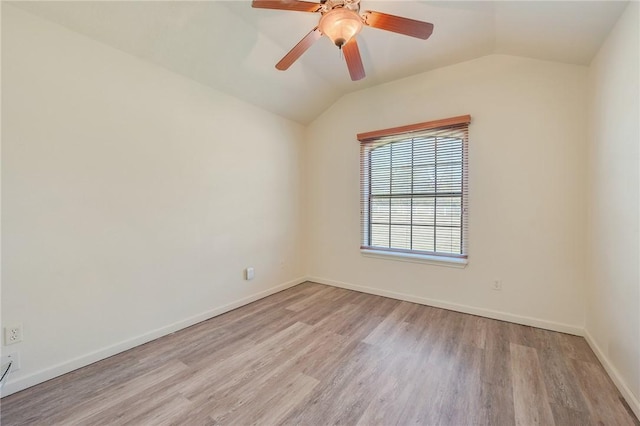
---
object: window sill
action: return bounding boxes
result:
[360,249,468,268]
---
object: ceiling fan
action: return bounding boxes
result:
[251,0,434,81]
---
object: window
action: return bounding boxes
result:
[358,115,470,261]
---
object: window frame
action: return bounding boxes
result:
[358,115,470,265]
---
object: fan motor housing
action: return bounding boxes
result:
[321,0,360,14]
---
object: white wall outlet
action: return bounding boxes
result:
[1,352,21,371]
[4,325,23,345]
[245,267,255,281]
[492,280,503,291]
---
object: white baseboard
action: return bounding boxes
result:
[1,276,307,397]
[584,329,640,420]
[308,276,583,336]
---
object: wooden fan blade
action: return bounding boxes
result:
[362,11,434,40]
[276,27,322,70]
[251,0,322,13]
[343,38,365,81]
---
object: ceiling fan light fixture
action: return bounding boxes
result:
[319,8,363,48]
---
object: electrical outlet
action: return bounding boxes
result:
[492,280,502,291]
[1,352,20,371]
[4,325,23,345]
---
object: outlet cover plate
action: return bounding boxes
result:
[4,325,23,345]
[245,267,255,280]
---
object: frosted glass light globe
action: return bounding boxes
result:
[319,8,363,48]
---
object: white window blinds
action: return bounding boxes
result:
[358,115,470,258]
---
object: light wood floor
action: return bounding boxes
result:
[1,282,638,425]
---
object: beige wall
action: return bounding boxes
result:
[306,54,588,332]
[586,1,640,412]
[1,5,306,395]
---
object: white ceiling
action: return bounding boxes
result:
[10,0,628,124]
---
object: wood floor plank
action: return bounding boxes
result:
[356,305,441,424]
[77,367,198,425]
[130,290,310,365]
[460,314,488,349]
[285,285,336,312]
[0,350,143,424]
[178,321,313,399]
[483,318,512,387]
[50,360,189,425]
[510,343,556,426]
[556,332,600,364]
[549,402,594,426]
[508,322,544,349]
[191,328,338,421]
[2,282,637,426]
[481,319,516,425]
[438,343,485,425]
[114,394,194,426]
[394,309,467,425]
[570,358,638,426]
[281,342,393,425]
[363,301,416,345]
[217,372,319,425]
[534,331,590,415]
[296,336,361,381]
[355,354,413,426]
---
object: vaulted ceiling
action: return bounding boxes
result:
[11,1,628,124]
